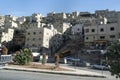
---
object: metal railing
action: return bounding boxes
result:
[0,55,12,64]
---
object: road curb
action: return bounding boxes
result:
[3,67,106,78]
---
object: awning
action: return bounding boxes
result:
[94,40,108,43]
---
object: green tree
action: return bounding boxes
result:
[107,41,120,78]
[13,48,33,65]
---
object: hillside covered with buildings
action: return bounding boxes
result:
[0,9,120,59]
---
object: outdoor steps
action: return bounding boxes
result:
[59,40,83,52]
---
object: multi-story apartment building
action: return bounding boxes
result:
[117,12,120,35]
[46,12,67,23]
[30,13,43,22]
[84,23,119,48]
[25,24,62,56]
[66,11,79,20]
[20,21,45,31]
[71,12,79,19]
[4,15,18,28]
[44,12,79,27]
[53,22,70,34]
[16,16,26,24]
[95,9,118,23]
[0,15,5,27]
[0,28,14,43]
[71,24,83,40]
[76,12,107,26]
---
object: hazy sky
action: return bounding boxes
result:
[0,0,119,16]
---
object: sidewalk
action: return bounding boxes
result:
[2,63,106,78]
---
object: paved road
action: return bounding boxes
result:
[59,64,118,80]
[0,70,118,80]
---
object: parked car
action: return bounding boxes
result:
[66,57,80,65]
[72,60,90,67]
[90,64,110,70]
[66,58,90,67]
[32,52,40,62]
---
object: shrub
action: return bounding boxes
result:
[13,48,33,65]
[107,41,120,78]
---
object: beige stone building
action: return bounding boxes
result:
[84,23,119,47]
[76,12,107,26]
[47,12,67,21]
[117,12,120,34]
[25,24,62,55]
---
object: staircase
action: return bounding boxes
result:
[56,39,84,57]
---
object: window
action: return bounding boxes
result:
[39,44,41,46]
[100,36,105,39]
[46,45,48,47]
[32,44,35,47]
[39,32,42,34]
[110,35,115,38]
[86,37,89,40]
[91,29,95,32]
[28,32,30,35]
[77,28,80,31]
[100,28,104,32]
[110,27,114,31]
[85,29,89,33]
[39,38,41,40]
[33,38,35,41]
[33,32,36,35]
[46,39,49,41]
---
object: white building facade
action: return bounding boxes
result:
[0,28,14,43]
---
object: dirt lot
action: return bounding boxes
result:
[8,62,72,71]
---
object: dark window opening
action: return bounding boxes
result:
[91,29,95,32]
[100,28,104,32]
[100,36,105,39]
[110,27,114,31]
[110,35,115,38]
